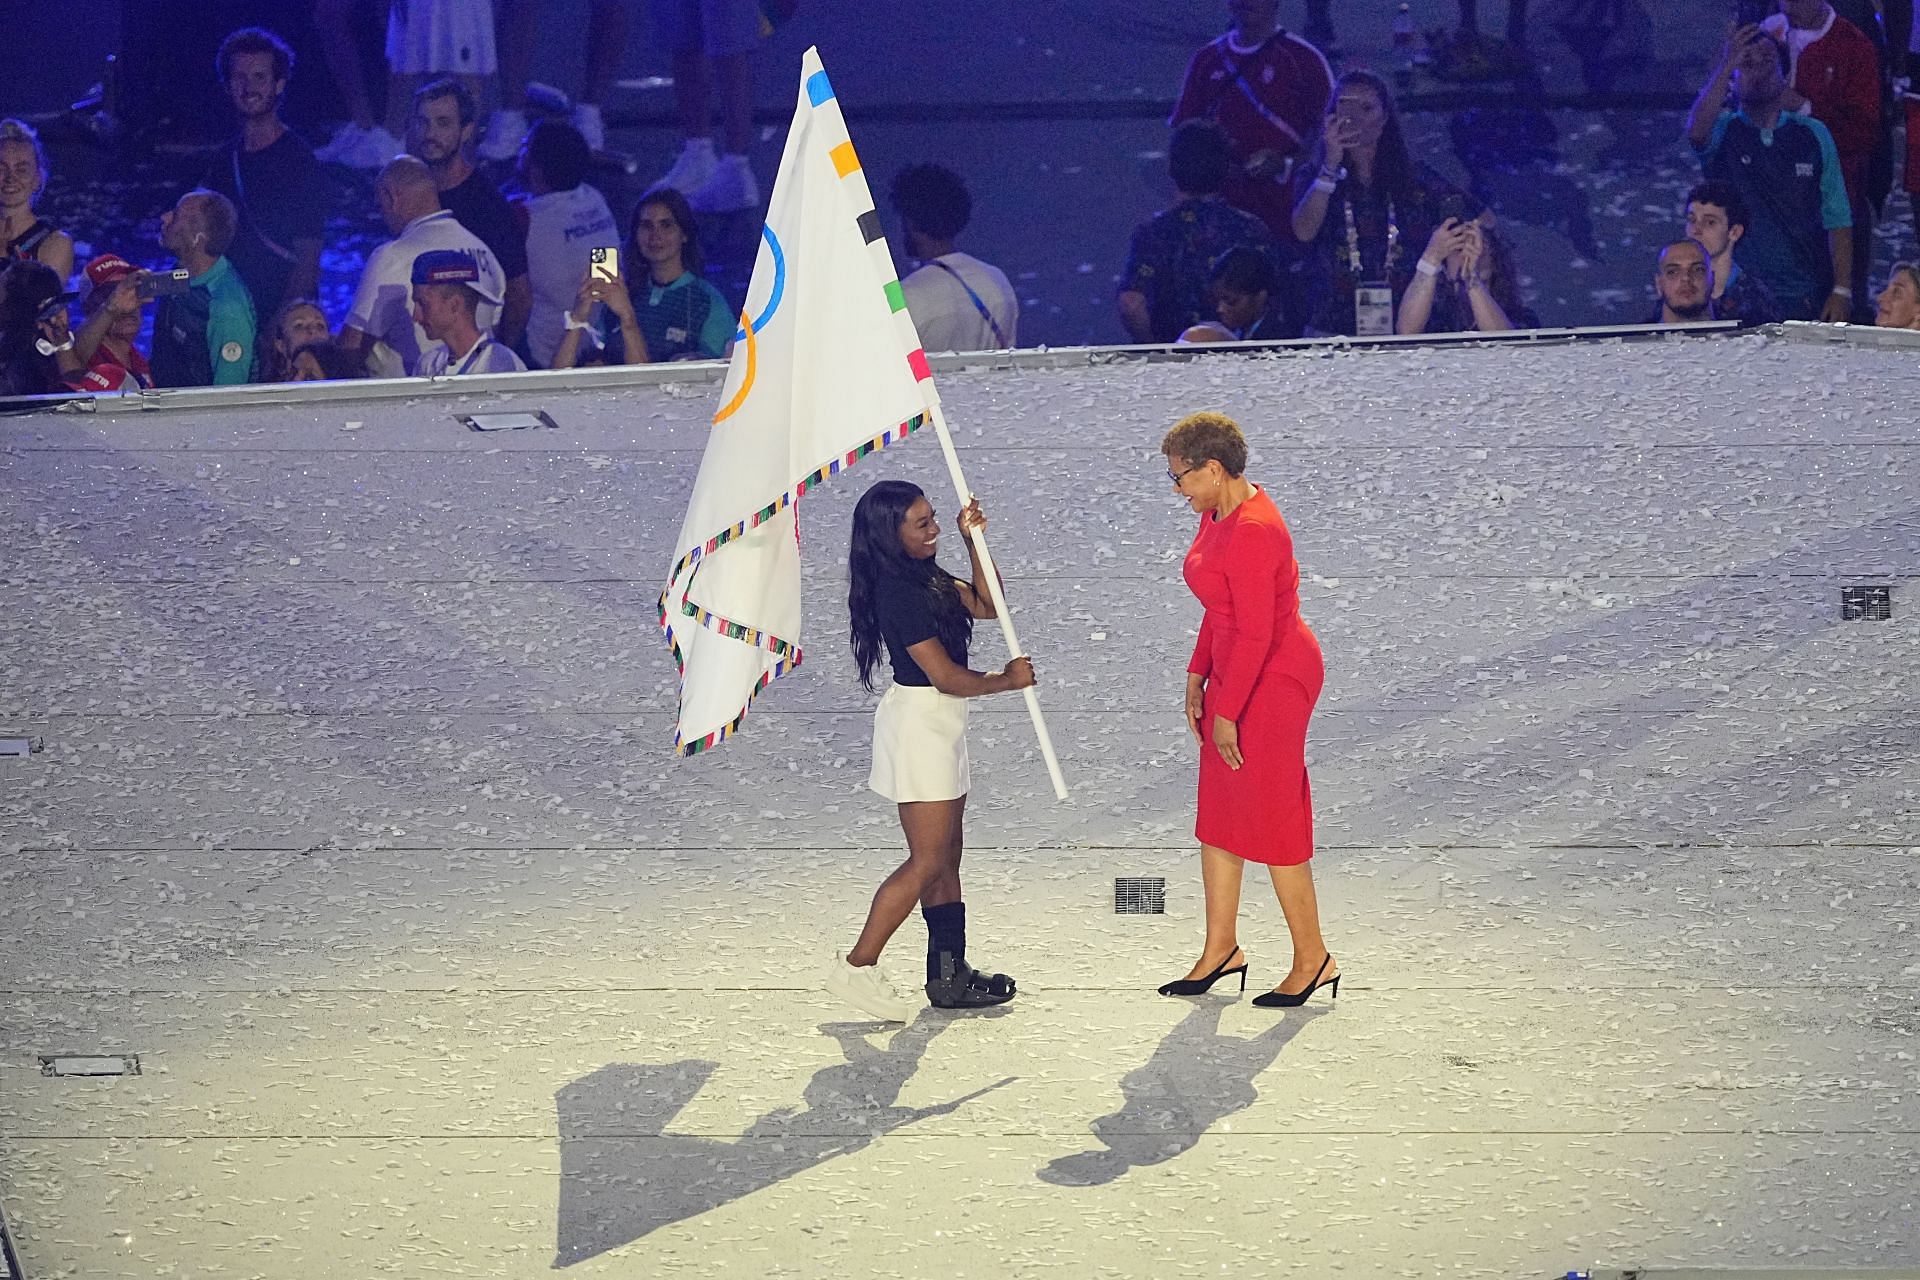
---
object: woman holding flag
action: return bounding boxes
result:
[826,479,1036,1023]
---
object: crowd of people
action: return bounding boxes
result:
[1120,0,1920,346]
[0,16,761,399]
[4,0,1920,400]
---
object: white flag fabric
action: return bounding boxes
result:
[660,46,939,755]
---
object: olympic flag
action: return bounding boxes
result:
[660,47,1067,798]
[659,47,933,755]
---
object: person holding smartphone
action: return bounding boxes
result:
[64,255,157,394]
[1290,71,1467,337]
[0,259,81,397]
[553,189,733,366]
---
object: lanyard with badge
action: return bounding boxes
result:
[1343,194,1399,336]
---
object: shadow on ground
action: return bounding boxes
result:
[553,1009,1013,1266]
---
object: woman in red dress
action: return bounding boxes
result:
[1158,412,1339,1007]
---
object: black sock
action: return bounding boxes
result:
[922,901,966,984]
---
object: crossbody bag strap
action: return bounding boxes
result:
[928,260,1009,348]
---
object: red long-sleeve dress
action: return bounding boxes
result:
[1183,485,1324,865]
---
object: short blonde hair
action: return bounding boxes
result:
[0,119,48,196]
[1160,411,1248,478]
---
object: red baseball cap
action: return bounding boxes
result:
[80,253,140,306]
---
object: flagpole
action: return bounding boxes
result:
[922,400,1070,801]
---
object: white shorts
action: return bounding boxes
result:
[868,683,970,804]
[387,0,499,76]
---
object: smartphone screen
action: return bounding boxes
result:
[137,269,191,300]
[588,247,620,283]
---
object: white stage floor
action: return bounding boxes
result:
[2,330,1916,1278]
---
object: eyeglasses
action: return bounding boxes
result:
[1167,463,1206,485]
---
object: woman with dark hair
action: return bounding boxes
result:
[1396,216,1538,334]
[1290,71,1467,337]
[1159,411,1337,1008]
[827,480,1037,1022]
[547,187,731,368]
[0,259,81,397]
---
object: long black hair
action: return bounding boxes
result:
[848,479,973,692]
[1304,70,1419,208]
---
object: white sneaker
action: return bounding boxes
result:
[653,137,718,195]
[346,124,403,170]
[478,109,530,162]
[825,954,915,1022]
[572,102,606,153]
[316,122,399,169]
[688,152,759,213]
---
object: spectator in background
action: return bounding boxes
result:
[517,120,618,368]
[341,156,503,376]
[1292,71,1465,337]
[407,78,532,349]
[482,0,631,155]
[646,0,765,213]
[1687,26,1852,322]
[152,190,257,388]
[203,28,328,321]
[1396,215,1534,334]
[890,163,1019,352]
[1684,181,1782,326]
[258,298,332,382]
[0,119,75,283]
[1170,0,1334,243]
[288,340,372,380]
[546,260,647,370]
[1650,238,1716,325]
[66,254,154,393]
[551,189,729,366]
[410,249,526,375]
[312,0,405,168]
[1762,0,1883,319]
[0,260,80,396]
[1873,262,1920,328]
[1177,245,1292,343]
[1119,119,1276,344]
[385,0,497,143]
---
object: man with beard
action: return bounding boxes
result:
[1650,238,1717,325]
[407,79,531,352]
[201,27,328,320]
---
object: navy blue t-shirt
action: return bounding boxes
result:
[875,565,969,687]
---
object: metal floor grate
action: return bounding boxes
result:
[1841,585,1893,620]
[1114,877,1166,914]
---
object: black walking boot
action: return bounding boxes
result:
[926,947,1017,1008]
[922,901,1016,1008]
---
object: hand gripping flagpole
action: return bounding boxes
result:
[921,397,1069,801]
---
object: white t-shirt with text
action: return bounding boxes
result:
[523,183,619,368]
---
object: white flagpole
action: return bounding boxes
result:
[922,399,1070,801]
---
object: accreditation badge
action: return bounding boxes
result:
[1354,282,1394,336]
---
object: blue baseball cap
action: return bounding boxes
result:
[410,250,501,304]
